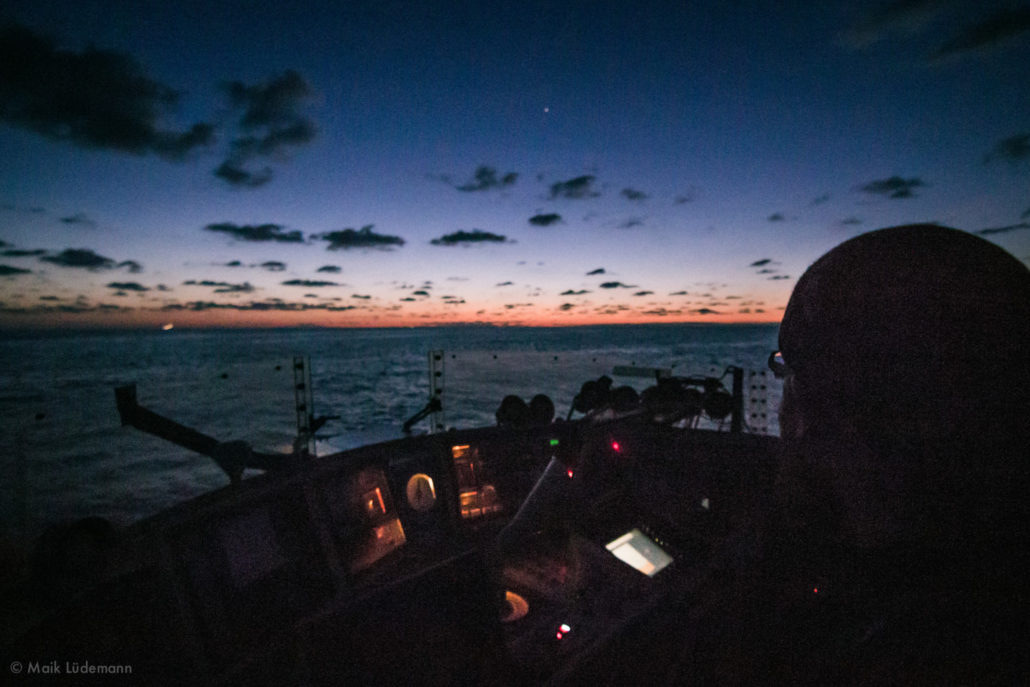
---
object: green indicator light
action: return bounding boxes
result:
[549,438,560,446]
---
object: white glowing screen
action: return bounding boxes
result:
[605,528,673,577]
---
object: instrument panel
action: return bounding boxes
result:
[331,424,569,580]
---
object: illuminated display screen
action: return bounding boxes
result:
[344,467,406,572]
[452,444,502,519]
[605,529,673,577]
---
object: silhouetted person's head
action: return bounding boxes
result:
[775,224,1030,548]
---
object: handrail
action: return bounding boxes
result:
[114,384,290,483]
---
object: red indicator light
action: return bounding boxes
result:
[566,468,574,479]
[813,587,819,594]
[556,632,563,640]
[611,441,621,452]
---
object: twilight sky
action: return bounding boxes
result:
[1,0,1028,329]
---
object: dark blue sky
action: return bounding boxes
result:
[2,0,1028,327]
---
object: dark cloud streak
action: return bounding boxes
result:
[315,225,405,250]
[859,176,926,199]
[430,229,510,245]
[0,23,213,159]
[984,133,1030,164]
[455,166,518,192]
[977,222,1030,236]
[934,7,1030,60]
[528,213,562,226]
[217,70,317,187]
[106,281,148,291]
[40,248,116,270]
[282,279,339,287]
[204,222,304,243]
[549,175,599,199]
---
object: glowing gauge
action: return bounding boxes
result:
[501,590,529,623]
[405,473,437,512]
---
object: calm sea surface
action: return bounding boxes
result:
[0,324,780,540]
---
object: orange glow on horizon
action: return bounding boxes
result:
[0,304,781,330]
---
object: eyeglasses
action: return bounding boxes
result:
[767,350,790,379]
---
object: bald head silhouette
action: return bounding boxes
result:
[776,224,1030,547]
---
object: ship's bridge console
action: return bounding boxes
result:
[8,377,779,685]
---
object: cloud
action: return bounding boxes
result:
[0,23,214,159]
[412,290,430,297]
[586,267,606,275]
[933,7,1030,60]
[599,281,636,289]
[528,213,562,226]
[749,258,773,267]
[1,301,127,315]
[984,133,1030,164]
[559,303,575,311]
[811,194,831,205]
[549,175,599,199]
[217,70,317,187]
[673,186,700,204]
[183,279,254,293]
[105,281,148,291]
[560,289,590,295]
[39,248,116,269]
[60,212,96,228]
[225,260,243,267]
[430,229,510,245]
[2,248,47,257]
[496,281,514,286]
[621,188,648,201]
[351,294,371,299]
[633,290,654,296]
[669,290,688,296]
[282,279,337,287]
[618,217,644,229]
[767,212,786,222]
[977,222,1030,236]
[0,264,31,275]
[117,260,142,273]
[858,175,926,199]
[213,162,273,188]
[317,265,341,273]
[841,217,863,226]
[455,166,518,192]
[691,308,721,315]
[315,225,405,250]
[841,0,946,49]
[1023,207,1030,219]
[1,204,46,214]
[260,261,286,271]
[216,282,254,293]
[768,275,792,280]
[162,300,356,312]
[204,222,304,243]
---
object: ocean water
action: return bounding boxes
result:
[0,324,780,540]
